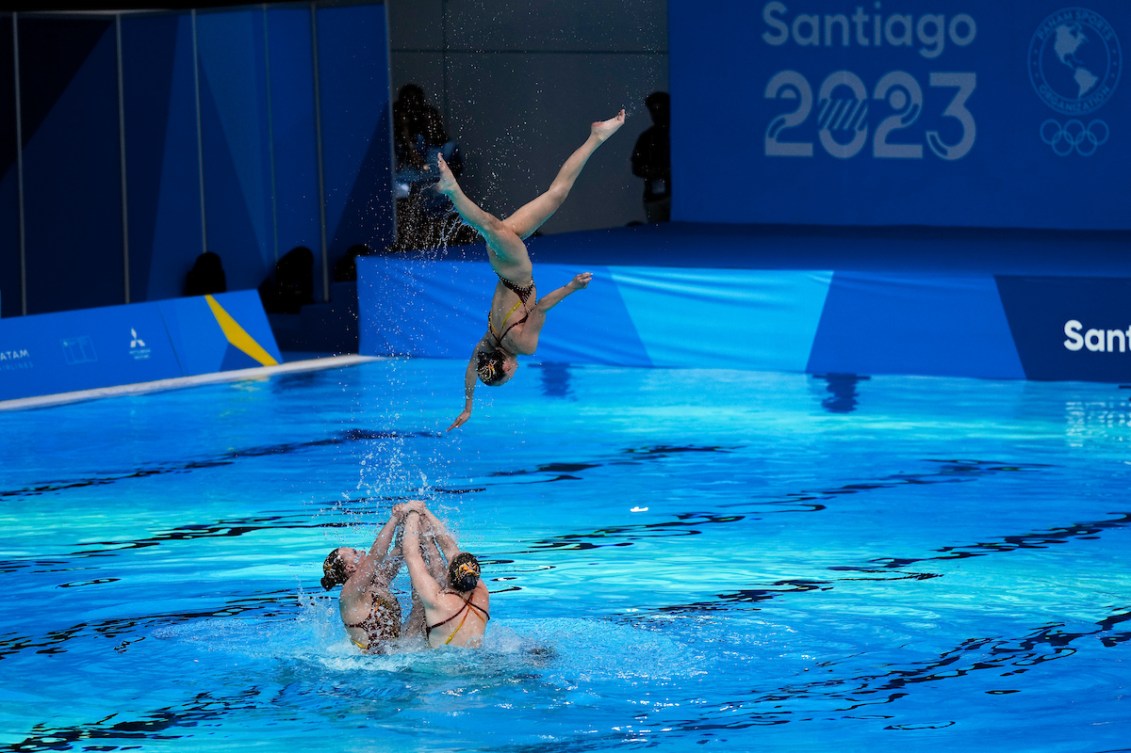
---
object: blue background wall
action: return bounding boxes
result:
[22,16,124,314]
[0,2,393,318]
[0,15,20,319]
[670,0,1129,230]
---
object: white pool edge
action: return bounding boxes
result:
[0,354,383,411]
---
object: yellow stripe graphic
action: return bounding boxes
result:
[205,295,279,367]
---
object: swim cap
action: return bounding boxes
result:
[476,349,508,386]
[321,548,348,591]
[448,552,481,592]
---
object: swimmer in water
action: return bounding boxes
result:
[401,500,491,648]
[320,504,450,653]
[437,109,627,431]
[320,509,405,653]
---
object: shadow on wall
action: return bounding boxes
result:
[183,251,227,297]
[258,246,314,314]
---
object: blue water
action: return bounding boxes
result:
[1,359,1129,752]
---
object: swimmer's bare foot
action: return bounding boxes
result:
[435,154,459,196]
[591,109,626,142]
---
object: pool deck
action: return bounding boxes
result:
[422,221,1131,277]
[0,354,380,411]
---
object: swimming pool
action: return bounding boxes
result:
[1,358,1128,752]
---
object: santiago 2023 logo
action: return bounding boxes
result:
[1029,7,1122,156]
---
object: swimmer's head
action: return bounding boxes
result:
[321,547,361,590]
[448,552,482,592]
[397,83,425,108]
[645,91,670,123]
[477,349,516,387]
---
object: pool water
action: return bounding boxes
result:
[1,359,1129,752]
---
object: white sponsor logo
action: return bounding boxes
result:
[1063,319,1131,353]
[0,348,32,371]
[129,327,151,361]
[762,1,976,59]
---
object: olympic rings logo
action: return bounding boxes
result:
[1040,118,1110,157]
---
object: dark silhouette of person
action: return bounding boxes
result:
[631,91,671,223]
[333,243,372,283]
[391,84,467,250]
[393,83,460,187]
[259,245,314,313]
[183,251,227,297]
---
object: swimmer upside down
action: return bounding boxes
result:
[438,108,626,431]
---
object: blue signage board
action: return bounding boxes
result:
[670,0,1129,229]
[0,291,281,402]
[0,302,181,401]
[997,275,1131,381]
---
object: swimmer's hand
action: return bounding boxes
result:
[401,500,427,516]
[568,272,593,291]
[448,408,472,432]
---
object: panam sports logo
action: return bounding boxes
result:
[1029,8,1122,156]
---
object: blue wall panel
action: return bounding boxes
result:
[3,3,393,319]
[267,6,321,258]
[357,258,832,373]
[359,257,486,359]
[0,15,18,318]
[613,268,832,371]
[121,12,204,302]
[807,273,1025,379]
[316,3,394,262]
[359,259,653,366]
[160,290,281,375]
[0,171,17,318]
[21,18,124,314]
[120,13,176,302]
[197,8,274,291]
[363,238,1131,382]
[538,266,652,367]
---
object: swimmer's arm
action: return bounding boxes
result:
[509,274,593,352]
[532,272,592,315]
[367,512,401,560]
[420,508,460,561]
[423,534,447,581]
[352,513,407,587]
[401,501,458,565]
[403,512,444,608]
[343,513,402,598]
[448,348,478,431]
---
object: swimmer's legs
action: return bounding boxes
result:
[436,155,532,284]
[504,109,626,240]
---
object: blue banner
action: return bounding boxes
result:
[997,276,1131,381]
[357,248,1131,384]
[670,0,1129,229]
[0,290,280,402]
[0,302,180,401]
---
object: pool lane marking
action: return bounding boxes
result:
[0,425,440,500]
